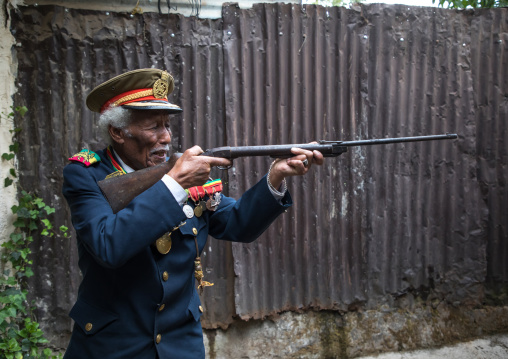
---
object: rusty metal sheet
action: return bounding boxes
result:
[470,9,508,290]
[222,3,495,319]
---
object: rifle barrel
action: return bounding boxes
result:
[336,133,458,146]
[205,133,458,159]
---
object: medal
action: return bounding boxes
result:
[206,193,221,211]
[185,179,223,214]
[156,233,172,254]
[194,203,203,217]
[183,204,194,218]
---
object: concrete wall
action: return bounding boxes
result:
[0,0,21,266]
[203,303,508,358]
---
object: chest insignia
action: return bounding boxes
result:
[185,179,223,217]
[68,149,101,167]
[105,171,125,180]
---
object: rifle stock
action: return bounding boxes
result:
[98,153,181,213]
[98,133,457,213]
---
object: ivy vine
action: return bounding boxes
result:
[0,106,66,359]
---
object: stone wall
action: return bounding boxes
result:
[204,303,508,358]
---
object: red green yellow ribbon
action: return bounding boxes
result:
[186,179,223,202]
[106,146,126,175]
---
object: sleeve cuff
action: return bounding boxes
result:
[161,174,188,205]
[267,177,286,202]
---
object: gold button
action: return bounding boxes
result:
[156,334,162,344]
[162,271,169,281]
[192,228,198,235]
[199,305,204,313]
[159,304,165,312]
[85,323,93,332]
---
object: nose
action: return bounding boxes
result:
[160,126,171,144]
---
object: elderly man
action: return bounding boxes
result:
[62,68,323,358]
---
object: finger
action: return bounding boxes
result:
[291,147,314,158]
[286,154,307,168]
[200,156,232,168]
[185,145,204,156]
[287,158,308,174]
[312,150,324,166]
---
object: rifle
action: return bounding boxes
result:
[98,133,458,213]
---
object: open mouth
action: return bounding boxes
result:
[151,149,168,161]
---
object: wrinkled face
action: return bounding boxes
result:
[112,110,172,170]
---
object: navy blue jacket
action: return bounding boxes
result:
[62,148,292,358]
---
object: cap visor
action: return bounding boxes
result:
[122,100,182,113]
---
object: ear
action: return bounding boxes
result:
[108,125,126,144]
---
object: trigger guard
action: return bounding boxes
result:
[217,164,233,170]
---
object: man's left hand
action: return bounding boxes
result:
[268,146,325,190]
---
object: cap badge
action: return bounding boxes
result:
[153,71,170,99]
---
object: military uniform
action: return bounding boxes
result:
[62,148,292,358]
[62,68,292,358]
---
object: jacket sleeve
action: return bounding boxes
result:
[208,174,292,243]
[63,163,187,268]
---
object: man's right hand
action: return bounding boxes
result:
[167,146,232,189]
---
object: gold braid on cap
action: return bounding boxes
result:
[105,71,171,110]
[110,89,153,108]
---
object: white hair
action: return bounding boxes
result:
[98,106,133,143]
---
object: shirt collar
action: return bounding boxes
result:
[111,148,135,173]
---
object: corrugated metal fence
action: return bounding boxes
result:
[9,3,508,347]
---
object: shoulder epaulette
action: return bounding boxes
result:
[68,149,101,167]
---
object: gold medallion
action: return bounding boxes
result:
[194,204,203,217]
[155,233,172,254]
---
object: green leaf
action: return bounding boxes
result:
[33,197,45,209]
[25,267,34,278]
[16,106,28,116]
[9,168,16,177]
[4,178,14,187]
[9,142,19,153]
[20,248,31,260]
[28,221,38,231]
[44,206,55,215]
[15,207,30,219]
[41,219,52,229]
[13,218,25,228]
[30,209,39,219]
[9,233,23,243]
[2,153,15,161]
